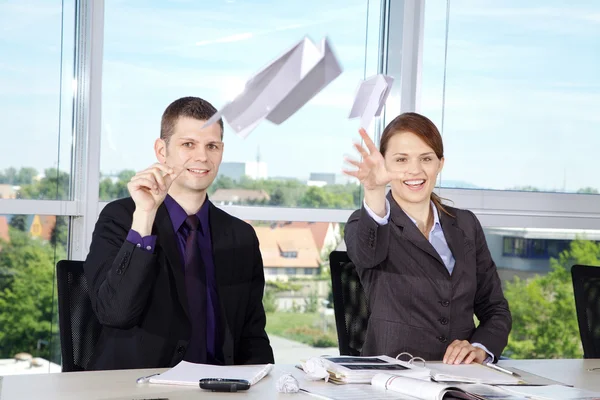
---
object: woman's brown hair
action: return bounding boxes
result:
[379,112,451,216]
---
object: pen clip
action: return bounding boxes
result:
[136,373,160,383]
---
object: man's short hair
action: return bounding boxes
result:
[160,96,224,142]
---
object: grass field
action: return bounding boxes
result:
[266,312,337,347]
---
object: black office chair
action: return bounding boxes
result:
[329,250,370,356]
[571,264,600,358]
[56,260,102,372]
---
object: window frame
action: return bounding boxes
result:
[1,0,599,261]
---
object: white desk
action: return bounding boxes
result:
[1,360,599,399]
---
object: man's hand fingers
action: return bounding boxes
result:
[128,177,157,192]
[147,163,174,175]
[147,168,167,191]
[163,165,185,189]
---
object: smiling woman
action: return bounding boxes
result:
[343,112,512,365]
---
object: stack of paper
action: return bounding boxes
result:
[149,361,273,386]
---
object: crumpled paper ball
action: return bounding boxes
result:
[277,374,299,393]
[301,357,330,382]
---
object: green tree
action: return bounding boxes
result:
[299,186,354,209]
[20,168,70,200]
[50,217,68,248]
[16,167,38,185]
[304,290,319,313]
[0,167,17,184]
[504,239,599,359]
[577,187,599,194]
[0,229,65,361]
[262,288,278,313]
[509,186,540,192]
[99,178,115,201]
[9,215,27,232]
[269,188,286,206]
[117,170,136,182]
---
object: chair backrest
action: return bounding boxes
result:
[571,264,600,358]
[56,260,102,372]
[329,251,370,356]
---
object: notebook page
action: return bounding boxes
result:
[372,373,449,400]
[149,361,273,386]
[429,363,521,384]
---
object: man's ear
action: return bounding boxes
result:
[155,138,167,163]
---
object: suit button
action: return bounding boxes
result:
[437,335,448,343]
[439,317,449,325]
[177,346,185,354]
[440,300,450,307]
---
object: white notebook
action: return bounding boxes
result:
[429,363,521,385]
[149,361,273,386]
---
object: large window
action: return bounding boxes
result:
[100,0,381,209]
[253,219,340,363]
[422,0,600,193]
[0,214,67,374]
[2,0,599,373]
[0,0,75,200]
[0,0,75,376]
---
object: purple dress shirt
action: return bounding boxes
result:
[126,195,223,364]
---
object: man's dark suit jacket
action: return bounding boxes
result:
[345,193,511,361]
[83,197,274,370]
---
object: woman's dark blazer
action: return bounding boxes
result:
[344,193,512,361]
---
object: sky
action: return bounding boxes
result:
[0,0,599,192]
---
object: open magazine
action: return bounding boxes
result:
[371,373,529,400]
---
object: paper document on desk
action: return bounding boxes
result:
[348,74,394,130]
[429,362,521,385]
[149,361,272,386]
[203,36,342,138]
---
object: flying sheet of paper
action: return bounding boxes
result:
[348,74,394,130]
[203,36,343,138]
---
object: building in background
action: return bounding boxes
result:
[277,221,341,256]
[484,228,600,282]
[0,184,17,199]
[0,216,9,244]
[255,226,321,280]
[211,189,270,205]
[220,149,268,181]
[0,215,57,246]
[307,173,355,187]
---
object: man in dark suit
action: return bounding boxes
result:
[84,96,274,370]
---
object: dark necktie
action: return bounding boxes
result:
[183,215,207,363]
